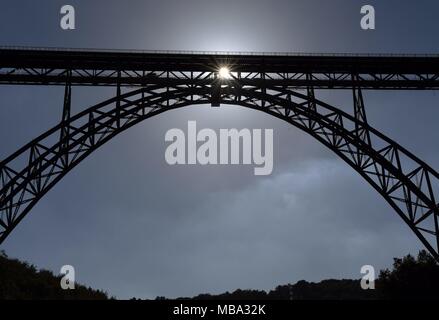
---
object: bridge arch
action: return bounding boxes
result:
[1,83,438,260]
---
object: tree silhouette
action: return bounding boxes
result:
[378,250,439,300]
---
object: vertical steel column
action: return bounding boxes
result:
[352,74,372,167]
[307,73,317,130]
[60,71,72,168]
[116,71,122,128]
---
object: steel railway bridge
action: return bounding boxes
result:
[1,47,439,260]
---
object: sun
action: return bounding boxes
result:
[218,66,231,79]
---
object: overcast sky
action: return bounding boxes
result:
[1,0,439,299]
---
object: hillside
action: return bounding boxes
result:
[0,251,108,300]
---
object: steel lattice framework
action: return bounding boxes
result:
[1,48,439,260]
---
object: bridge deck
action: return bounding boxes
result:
[1,47,439,89]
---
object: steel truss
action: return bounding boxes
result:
[0,79,438,260]
[0,48,439,260]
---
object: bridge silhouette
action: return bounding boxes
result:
[1,47,439,260]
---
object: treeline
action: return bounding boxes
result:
[157,250,439,300]
[1,250,438,300]
[0,251,108,300]
[165,279,373,300]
